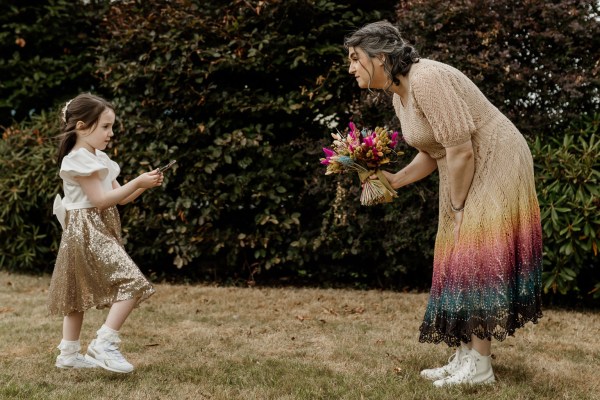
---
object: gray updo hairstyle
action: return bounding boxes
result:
[344,21,419,88]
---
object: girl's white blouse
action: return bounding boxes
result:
[53,148,120,229]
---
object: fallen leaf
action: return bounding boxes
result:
[322,307,338,316]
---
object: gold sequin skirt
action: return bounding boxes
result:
[48,206,155,316]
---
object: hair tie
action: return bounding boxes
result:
[61,99,73,123]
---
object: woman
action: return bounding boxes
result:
[345,21,543,386]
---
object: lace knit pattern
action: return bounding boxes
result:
[393,59,543,347]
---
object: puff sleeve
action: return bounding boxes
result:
[95,150,121,182]
[411,66,475,147]
[59,149,109,184]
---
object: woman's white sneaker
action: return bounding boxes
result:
[433,348,495,387]
[420,345,471,381]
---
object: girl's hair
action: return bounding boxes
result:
[344,21,420,90]
[56,93,114,164]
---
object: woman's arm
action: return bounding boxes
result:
[445,140,474,210]
[77,170,161,210]
[380,150,438,189]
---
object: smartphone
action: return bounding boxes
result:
[159,160,177,173]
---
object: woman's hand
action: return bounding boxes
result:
[370,169,395,183]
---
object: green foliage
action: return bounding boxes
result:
[532,114,600,298]
[396,0,600,137]
[0,0,107,127]
[1,0,598,302]
[92,0,421,284]
[0,113,60,271]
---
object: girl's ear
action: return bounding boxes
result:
[75,121,86,130]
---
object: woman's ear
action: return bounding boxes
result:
[75,121,86,130]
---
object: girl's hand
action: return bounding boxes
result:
[137,169,164,189]
[453,210,463,245]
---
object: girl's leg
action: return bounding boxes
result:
[56,311,96,368]
[104,298,137,331]
[86,298,138,374]
[62,311,84,341]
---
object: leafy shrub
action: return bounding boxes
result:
[396,0,600,137]
[2,0,598,302]
[0,112,60,271]
[0,0,107,127]
[532,114,600,299]
[90,0,438,286]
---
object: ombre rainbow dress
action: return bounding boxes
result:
[392,59,543,347]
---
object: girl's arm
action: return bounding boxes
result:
[112,180,147,205]
[77,170,162,210]
[379,150,438,189]
[445,139,474,210]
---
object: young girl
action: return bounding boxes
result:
[48,93,163,373]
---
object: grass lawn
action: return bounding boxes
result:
[1,271,599,400]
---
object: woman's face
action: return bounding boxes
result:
[348,46,387,89]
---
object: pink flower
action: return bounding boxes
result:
[322,147,335,158]
[390,131,399,148]
[349,121,357,134]
[321,147,336,164]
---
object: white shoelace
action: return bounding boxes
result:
[103,343,126,362]
[446,354,477,383]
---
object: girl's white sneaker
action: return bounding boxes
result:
[433,348,496,387]
[420,345,471,381]
[55,353,97,369]
[85,334,134,374]
[55,340,97,369]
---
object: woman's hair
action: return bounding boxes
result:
[344,21,420,89]
[56,93,114,164]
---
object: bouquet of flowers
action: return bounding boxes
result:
[320,121,403,206]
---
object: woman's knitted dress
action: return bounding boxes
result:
[393,59,543,347]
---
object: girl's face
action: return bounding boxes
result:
[348,46,387,89]
[77,108,115,152]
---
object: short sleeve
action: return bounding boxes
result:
[411,66,475,147]
[95,150,121,181]
[60,149,109,184]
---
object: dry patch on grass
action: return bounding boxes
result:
[0,271,599,400]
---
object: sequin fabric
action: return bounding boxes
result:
[48,206,155,316]
[393,59,543,347]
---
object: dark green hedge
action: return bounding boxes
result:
[0,0,107,127]
[1,0,598,302]
[395,0,600,137]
